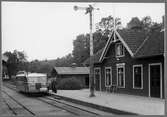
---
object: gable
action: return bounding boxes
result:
[104,41,131,59]
[117,29,147,54]
[100,29,147,62]
[99,29,164,62]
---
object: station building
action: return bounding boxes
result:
[84,28,164,98]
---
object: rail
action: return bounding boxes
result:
[3,82,101,116]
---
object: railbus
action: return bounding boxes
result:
[15,71,49,93]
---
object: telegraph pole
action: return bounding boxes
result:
[74,5,99,97]
[89,5,95,97]
[0,1,3,112]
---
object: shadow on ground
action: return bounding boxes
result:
[19,92,50,97]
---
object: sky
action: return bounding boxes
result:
[2,2,165,61]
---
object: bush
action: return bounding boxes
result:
[57,77,83,90]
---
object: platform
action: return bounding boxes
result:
[51,89,165,115]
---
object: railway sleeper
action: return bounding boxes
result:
[38,97,98,116]
[2,92,34,116]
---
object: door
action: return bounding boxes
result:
[85,76,89,88]
[150,64,161,98]
[94,68,101,91]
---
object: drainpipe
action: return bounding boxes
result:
[164,2,167,115]
[0,1,3,112]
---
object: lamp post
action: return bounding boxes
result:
[74,5,99,97]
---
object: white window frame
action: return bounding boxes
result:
[133,64,143,89]
[116,63,125,88]
[105,67,112,87]
[94,67,102,91]
[115,43,125,57]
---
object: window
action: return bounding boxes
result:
[117,63,125,88]
[115,43,124,57]
[133,65,143,89]
[105,67,112,87]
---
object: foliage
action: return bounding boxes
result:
[27,54,73,74]
[3,50,27,78]
[3,16,163,77]
[141,16,152,31]
[28,60,53,75]
[53,54,74,67]
[127,17,142,30]
[96,15,122,36]
[127,16,163,32]
[57,78,84,90]
[72,34,89,66]
[72,32,107,66]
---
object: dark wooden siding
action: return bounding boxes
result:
[94,42,164,98]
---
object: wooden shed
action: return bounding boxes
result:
[51,66,90,88]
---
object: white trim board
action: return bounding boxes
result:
[115,30,134,57]
[105,67,112,87]
[100,30,134,62]
[116,63,125,88]
[99,30,114,62]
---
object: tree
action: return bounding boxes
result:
[72,34,89,66]
[72,32,108,66]
[3,51,17,78]
[141,16,152,31]
[127,17,142,30]
[127,16,163,32]
[3,50,27,79]
[96,15,122,36]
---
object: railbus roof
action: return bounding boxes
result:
[16,72,46,78]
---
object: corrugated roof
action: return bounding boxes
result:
[53,67,89,75]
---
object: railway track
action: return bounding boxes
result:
[3,82,103,116]
[2,90,36,116]
[38,96,100,116]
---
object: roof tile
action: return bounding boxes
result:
[117,29,147,54]
[134,31,164,58]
